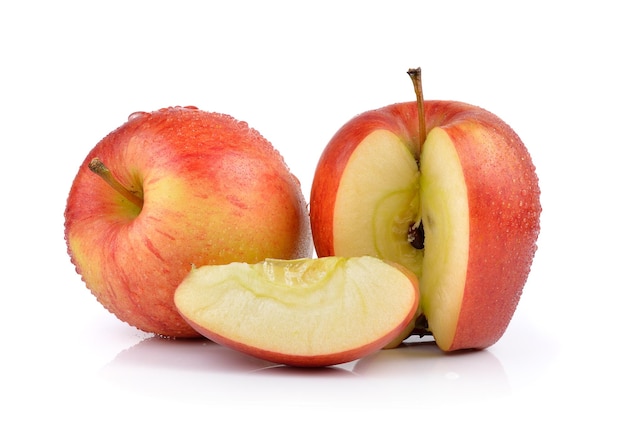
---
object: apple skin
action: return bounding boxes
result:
[65,106,312,338]
[181,311,414,368]
[310,100,541,351]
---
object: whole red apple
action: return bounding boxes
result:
[310,70,541,351]
[65,106,312,338]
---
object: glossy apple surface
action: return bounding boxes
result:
[174,256,420,367]
[310,100,541,351]
[65,106,312,338]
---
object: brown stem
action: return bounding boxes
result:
[407,68,426,150]
[404,69,433,343]
[88,157,143,209]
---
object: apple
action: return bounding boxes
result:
[174,256,420,367]
[64,106,312,338]
[310,69,541,352]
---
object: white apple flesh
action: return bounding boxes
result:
[174,256,420,367]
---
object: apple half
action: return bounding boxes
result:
[174,256,419,367]
[310,70,541,351]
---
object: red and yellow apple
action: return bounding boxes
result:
[310,69,541,351]
[64,106,312,338]
[174,256,420,367]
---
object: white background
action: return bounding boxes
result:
[2,1,624,427]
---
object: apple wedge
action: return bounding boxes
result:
[174,256,419,367]
[310,69,541,351]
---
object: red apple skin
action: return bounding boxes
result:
[179,317,394,367]
[65,107,312,338]
[177,262,420,367]
[310,101,541,351]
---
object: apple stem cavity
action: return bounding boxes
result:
[407,67,426,151]
[88,157,144,209]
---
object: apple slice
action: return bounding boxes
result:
[174,256,419,367]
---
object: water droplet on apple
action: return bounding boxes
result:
[128,111,150,121]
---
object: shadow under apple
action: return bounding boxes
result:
[250,364,356,377]
[102,335,281,370]
[99,335,281,401]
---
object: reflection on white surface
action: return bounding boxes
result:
[100,334,511,408]
[353,341,510,397]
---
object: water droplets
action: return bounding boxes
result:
[128,111,150,121]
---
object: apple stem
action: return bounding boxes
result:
[88,157,144,209]
[407,68,426,150]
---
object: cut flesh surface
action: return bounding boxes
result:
[174,256,419,367]
[331,127,469,350]
[333,130,423,277]
[419,127,470,350]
